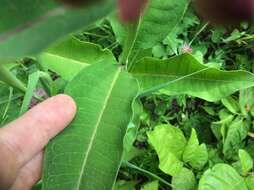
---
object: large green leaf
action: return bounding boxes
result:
[0,0,114,59]
[198,164,248,190]
[42,63,138,190]
[39,37,116,80]
[109,0,188,65]
[147,124,186,176]
[130,54,254,102]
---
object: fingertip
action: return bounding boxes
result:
[53,94,77,118]
[0,94,77,168]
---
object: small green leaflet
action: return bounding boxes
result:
[183,129,208,170]
[223,117,249,159]
[147,124,186,176]
[239,149,253,175]
[172,168,196,190]
[148,125,208,176]
[141,181,159,190]
[19,71,41,115]
[245,176,254,190]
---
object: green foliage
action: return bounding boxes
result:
[43,62,138,190]
[110,0,188,65]
[148,125,208,176]
[141,181,158,190]
[19,71,41,115]
[131,54,254,102]
[245,176,254,190]
[198,164,248,190]
[183,129,208,170]
[39,37,116,81]
[0,0,254,189]
[0,0,114,59]
[172,168,196,190]
[0,64,26,92]
[223,117,249,159]
[239,149,253,175]
[147,124,186,176]
[114,181,136,190]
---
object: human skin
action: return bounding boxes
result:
[0,95,76,190]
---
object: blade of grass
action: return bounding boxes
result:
[19,71,41,115]
[2,87,13,120]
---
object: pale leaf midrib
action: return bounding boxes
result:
[43,52,89,66]
[76,67,121,190]
[134,70,254,83]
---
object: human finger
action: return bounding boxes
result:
[10,152,43,190]
[0,94,76,168]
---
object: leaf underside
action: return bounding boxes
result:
[42,62,138,190]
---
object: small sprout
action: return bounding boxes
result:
[180,44,193,54]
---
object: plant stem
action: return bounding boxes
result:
[189,22,209,45]
[248,132,254,138]
[0,64,27,92]
[122,161,173,188]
